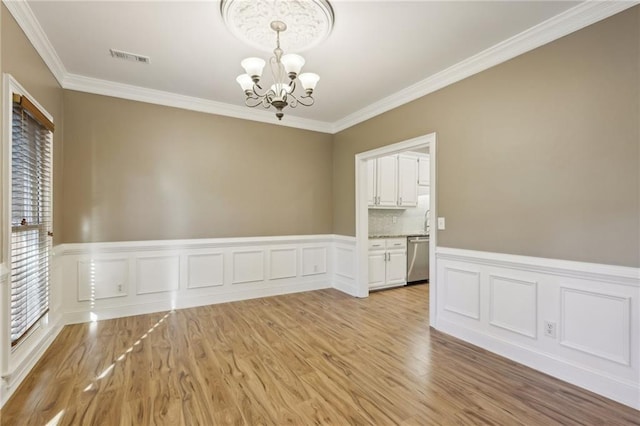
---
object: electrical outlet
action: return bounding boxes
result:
[117,284,123,293]
[392,216,398,224]
[544,321,557,338]
[437,217,446,230]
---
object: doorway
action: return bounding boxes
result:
[354,133,437,326]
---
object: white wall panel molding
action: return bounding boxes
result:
[136,255,180,295]
[443,267,481,320]
[232,250,265,284]
[332,237,358,297]
[489,275,537,339]
[560,287,631,366]
[77,258,129,301]
[268,247,297,280]
[57,235,351,325]
[302,246,327,276]
[435,247,640,410]
[186,253,224,289]
[334,246,355,280]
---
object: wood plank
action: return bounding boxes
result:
[2,284,639,425]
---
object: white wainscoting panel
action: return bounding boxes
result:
[186,253,224,289]
[136,255,180,295]
[268,248,297,280]
[489,275,537,338]
[232,250,265,284]
[332,236,358,297]
[560,287,630,366]
[436,247,640,410]
[443,267,481,319]
[78,258,129,301]
[58,236,340,327]
[302,246,327,276]
[335,246,355,279]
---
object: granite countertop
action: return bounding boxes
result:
[369,233,429,239]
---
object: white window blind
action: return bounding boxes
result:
[10,93,54,346]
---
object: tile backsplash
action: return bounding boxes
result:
[369,194,430,235]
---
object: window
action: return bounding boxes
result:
[10,93,54,346]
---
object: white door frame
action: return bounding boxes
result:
[354,133,438,326]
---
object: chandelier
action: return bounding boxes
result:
[235,21,319,121]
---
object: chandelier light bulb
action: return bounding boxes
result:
[236,74,254,92]
[298,73,320,92]
[240,57,266,80]
[281,54,305,78]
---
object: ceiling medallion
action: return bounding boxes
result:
[220,0,334,53]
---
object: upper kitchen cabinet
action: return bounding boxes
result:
[397,154,418,207]
[376,155,398,207]
[368,154,418,209]
[368,156,398,208]
[418,154,430,186]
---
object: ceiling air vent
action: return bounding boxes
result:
[109,49,150,64]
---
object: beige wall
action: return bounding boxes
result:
[333,7,640,267]
[62,91,333,243]
[1,4,64,252]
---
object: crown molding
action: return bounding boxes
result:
[2,0,67,85]
[331,0,639,133]
[63,74,334,133]
[5,0,637,135]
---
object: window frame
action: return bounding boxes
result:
[1,74,55,375]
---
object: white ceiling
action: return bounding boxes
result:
[11,1,631,132]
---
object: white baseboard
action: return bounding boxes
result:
[64,279,330,324]
[333,276,359,297]
[435,247,640,410]
[438,317,640,410]
[1,318,64,407]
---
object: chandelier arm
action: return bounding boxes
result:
[251,84,268,98]
[261,96,272,109]
[288,92,315,107]
[245,97,265,108]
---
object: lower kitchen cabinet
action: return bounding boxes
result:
[368,238,407,290]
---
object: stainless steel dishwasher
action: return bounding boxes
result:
[407,236,429,283]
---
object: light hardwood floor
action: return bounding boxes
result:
[1,284,638,425]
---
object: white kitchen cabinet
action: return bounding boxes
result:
[418,154,430,186]
[368,238,407,289]
[397,154,418,207]
[368,250,387,288]
[376,155,398,207]
[368,154,417,209]
[367,159,376,206]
